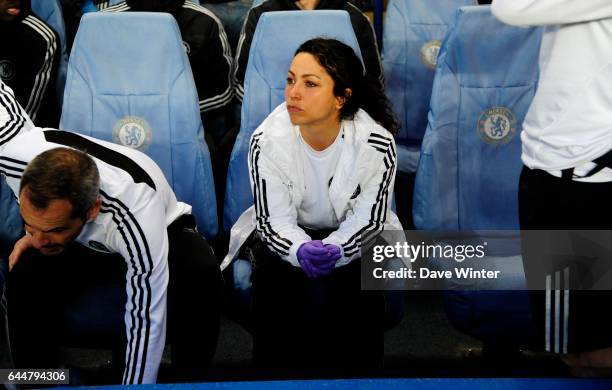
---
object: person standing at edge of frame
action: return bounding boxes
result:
[493,0,612,377]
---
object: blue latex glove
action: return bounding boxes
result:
[297,240,336,278]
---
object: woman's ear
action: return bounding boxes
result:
[336,88,353,110]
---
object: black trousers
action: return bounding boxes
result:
[250,231,385,378]
[7,215,222,382]
[0,252,11,370]
[519,166,612,353]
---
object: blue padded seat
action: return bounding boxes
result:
[413,6,541,231]
[223,10,363,230]
[31,0,69,104]
[60,12,217,239]
[0,177,21,248]
[412,5,542,345]
[382,0,476,174]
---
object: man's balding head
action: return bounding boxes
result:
[20,147,100,220]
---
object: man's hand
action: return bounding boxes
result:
[8,234,33,271]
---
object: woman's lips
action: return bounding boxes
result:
[287,105,302,113]
[6,8,20,16]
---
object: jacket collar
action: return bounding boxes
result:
[260,103,382,220]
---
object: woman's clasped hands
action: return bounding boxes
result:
[297,240,341,278]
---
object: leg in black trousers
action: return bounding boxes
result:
[251,237,384,378]
[7,218,223,382]
[7,244,126,371]
[0,249,13,369]
[166,217,223,381]
[519,166,612,353]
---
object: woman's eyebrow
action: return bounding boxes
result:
[301,74,322,80]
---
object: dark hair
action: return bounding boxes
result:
[295,38,400,135]
[20,147,100,220]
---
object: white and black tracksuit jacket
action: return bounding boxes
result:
[0,0,60,127]
[222,102,402,270]
[0,81,191,384]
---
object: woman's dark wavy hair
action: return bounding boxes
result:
[295,38,400,135]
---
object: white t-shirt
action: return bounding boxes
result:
[297,130,343,230]
[492,0,612,182]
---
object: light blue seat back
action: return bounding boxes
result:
[31,0,69,104]
[383,0,475,147]
[223,10,363,229]
[413,6,542,230]
[412,6,542,345]
[0,176,22,248]
[60,12,217,238]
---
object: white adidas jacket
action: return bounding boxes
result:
[221,103,402,270]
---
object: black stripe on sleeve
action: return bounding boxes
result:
[0,170,21,180]
[342,136,396,256]
[22,16,56,121]
[99,206,141,383]
[0,83,27,146]
[44,130,156,190]
[100,190,154,384]
[249,134,292,256]
[0,157,27,179]
[0,156,28,166]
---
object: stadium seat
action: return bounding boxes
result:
[0,176,22,249]
[60,12,218,239]
[383,0,477,228]
[382,0,476,174]
[412,5,542,346]
[31,0,69,104]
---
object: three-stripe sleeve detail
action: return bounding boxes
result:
[0,156,27,180]
[0,83,28,147]
[182,2,234,112]
[342,133,396,257]
[21,16,57,122]
[98,1,130,11]
[249,133,292,256]
[99,190,154,384]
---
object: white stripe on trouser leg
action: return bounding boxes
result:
[546,274,551,352]
[564,267,570,354]
[555,270,561,353]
